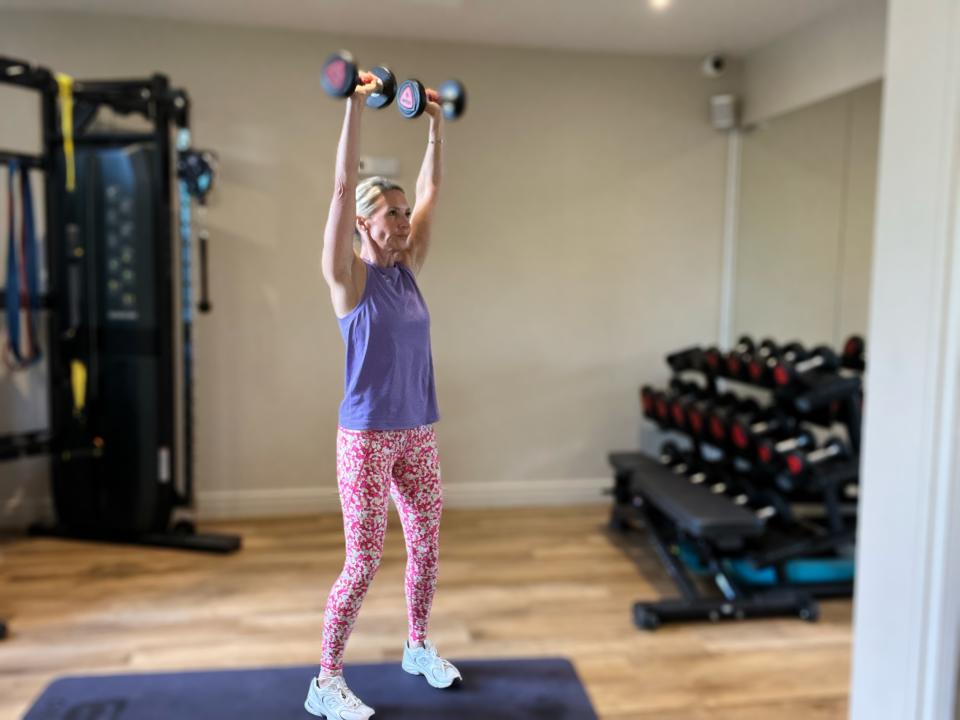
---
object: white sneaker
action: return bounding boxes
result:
[401,639,463,689]
[303,674,375,720]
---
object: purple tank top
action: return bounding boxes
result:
[337,260,439,430]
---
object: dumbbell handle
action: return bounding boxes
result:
[795,354,828,374]
[658,447,694,473]
[794,376,861,413]
[729,488,779,520]
[773,433,814,454]
[692,475,775,518]
[666,346,702,372]
[689,473,728,495]
[806,442,846,465]
[357,71,385,95]
[749,417,786,436]
[782,347,808,363]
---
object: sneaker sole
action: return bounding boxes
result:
[304,689,374,719]
[304,697,329,718]
[401,660,461,689]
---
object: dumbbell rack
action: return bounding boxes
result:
[610,337,865,628]
[689,345,857,535]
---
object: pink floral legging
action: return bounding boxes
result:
[320,424,443,673]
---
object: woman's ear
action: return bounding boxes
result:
[356,216,367,236]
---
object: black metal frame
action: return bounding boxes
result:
[613,451,857,631]
[609,453,844,630]
[0,55,239,642]
[628,498,821,630]
[0,55,59,644]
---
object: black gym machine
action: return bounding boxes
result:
[0,55,240,637]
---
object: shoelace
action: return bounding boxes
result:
[328,676,364,709]
[422,644,456,673]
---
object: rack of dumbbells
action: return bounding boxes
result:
[608,335,866,630]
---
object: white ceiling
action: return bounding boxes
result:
[0,0,872,56]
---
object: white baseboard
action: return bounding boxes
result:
[439,477,612,509]
[195,477,612,520]
[0,477,614,528]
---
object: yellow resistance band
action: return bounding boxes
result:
[55,73,76,192]
[71,359,87,416]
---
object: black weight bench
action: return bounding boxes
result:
[611,454,819,630]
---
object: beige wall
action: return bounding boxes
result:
[0,10,736,525]
[743,0,886,125]
[838,82,882,342]
[733,81,881,348]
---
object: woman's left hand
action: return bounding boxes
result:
[424,99,443,120]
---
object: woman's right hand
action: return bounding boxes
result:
[350,72,381,102]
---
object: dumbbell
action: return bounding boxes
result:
[657,441,698,474]
[701,346,724,376]
[747,488,793,523]
[684,392,739,439]
[641,384,681,427]
[640,385,656,421]
[656,442,787,521]
[704,398,761,446]
[745,341,805,386]
[641,381,706,429]
[657,443,725,490]
[641,384,682,425]
[745,340,789,385]
[690,471,748,503]
[729,410,798,454]
[321,50,397,109]
[666,346,704,373]
[687,460,787,521]
[773,345,839,387]
[738,338,778,384]
[724,335,760,380]
[782,438,851,478]
[841,335,866,371]
[396,78,467,120]
[668,385,716,432]
[755,430,817,469]
[777,438,852,494]
[657,442,748,502]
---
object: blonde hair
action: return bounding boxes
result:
[356,176,405,219]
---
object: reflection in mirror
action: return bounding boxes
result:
[733,81,882,351]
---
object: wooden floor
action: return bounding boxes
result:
[0,505,851,719]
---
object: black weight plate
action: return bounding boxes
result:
[437,79,467,120]
[396,79,427,118]
[366,66,396,109]
[321,51,359,98]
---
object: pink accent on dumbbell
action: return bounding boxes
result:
[325,60,345,89]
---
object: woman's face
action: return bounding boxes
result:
[358,189,411,251]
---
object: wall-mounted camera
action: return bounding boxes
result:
[701,53,727,78]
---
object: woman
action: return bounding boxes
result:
[304,77,462,720]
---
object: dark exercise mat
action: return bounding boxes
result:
[24,656,598,719]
